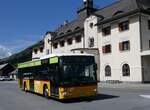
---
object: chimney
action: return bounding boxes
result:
[83,0,93,8]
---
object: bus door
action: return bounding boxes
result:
[29,71,34,91]
[30,79,34,91]
[50,64,59,98]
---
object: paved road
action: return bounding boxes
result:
[0,81,150,110]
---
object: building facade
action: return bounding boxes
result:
[85,0,150,83]
[32,0,150,83]
[32,40,44,60]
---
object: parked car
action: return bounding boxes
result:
[0,76,14,81]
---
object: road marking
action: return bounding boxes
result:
[140,95,150,99]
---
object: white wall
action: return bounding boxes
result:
[52,37,84,54]
[32,48,44,60]
[96,15,142,82]
[84,15,99,48]
[44,33,52,55]
[84,15,142,82]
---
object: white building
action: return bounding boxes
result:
[32,0,150,83]
[32,40,44,60]
[85,0,150,83]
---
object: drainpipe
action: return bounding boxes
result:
[139,13,144,83]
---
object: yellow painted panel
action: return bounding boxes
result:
[18,79,21,88]
[23,79,30,91]
[59,85,97,99]
[34,80,51,96]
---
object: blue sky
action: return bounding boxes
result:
[0,0,116,59]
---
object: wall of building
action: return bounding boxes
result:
[84,15,100,81]
[51,36,84,54]
[32,48,44,60]
[140,14,150,82]
[97,15,142,82]
[141,14,150,51]
[44,33,52,55]
[84,15,99,48]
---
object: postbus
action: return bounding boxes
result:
[17,53,98,100]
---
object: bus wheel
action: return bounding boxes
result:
[43,86,49,98]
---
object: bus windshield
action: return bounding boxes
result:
[61,56,97,85]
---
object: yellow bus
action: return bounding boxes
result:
[18,53,98,100]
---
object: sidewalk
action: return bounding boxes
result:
[99,83,150,90]
[0,80,17,84]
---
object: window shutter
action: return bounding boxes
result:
[128,41,130,50]
[102,46,105,53]
[110,45,112,53]
[119,42,122,51]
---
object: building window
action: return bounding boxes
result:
[75,36,82,43]
[119,41,130,51]
[119,21,129,32]
[67,30,72,33]
[113,11,124,16]
[74,27,80,30]
[40,47,43,53]
[88,37,94,47]
[80,51,84,53]
[89,23,94,28]
[148,20,150,30]
[59,32,64,36]
[122,64,130,76]
[46,49,49,55]
[67,38,73,45]
[34,49,38,54]
[105,65,111,77]
[102,44,111,54]
[60,40,65,47]
[102,26,111,36]
[53,43,58,49]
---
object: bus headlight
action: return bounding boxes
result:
[62,92,67,96]
[93,89,97,92]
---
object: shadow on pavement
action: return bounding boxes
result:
[24,91,119,103]
[59,94,119,103]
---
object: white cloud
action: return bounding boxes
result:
[5,39,36,52]
[0,35,42,59]
[1,34,42,52]
[0,45,12,59]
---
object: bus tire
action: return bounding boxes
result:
[43,85,49,98]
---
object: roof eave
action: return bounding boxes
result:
[52,28,84,42]
[95,9,141,26]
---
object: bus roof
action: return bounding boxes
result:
[18,53,94,69]
[40,53,94,60]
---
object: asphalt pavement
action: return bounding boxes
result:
[0,81,150,110]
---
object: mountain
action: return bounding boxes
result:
[0,40,43,67]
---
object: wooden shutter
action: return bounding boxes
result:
[102,46,105,53]
[119,42,123,51]
[128,41,130,50]
[118,23,121,32]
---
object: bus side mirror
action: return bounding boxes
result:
[94,63,98,70]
